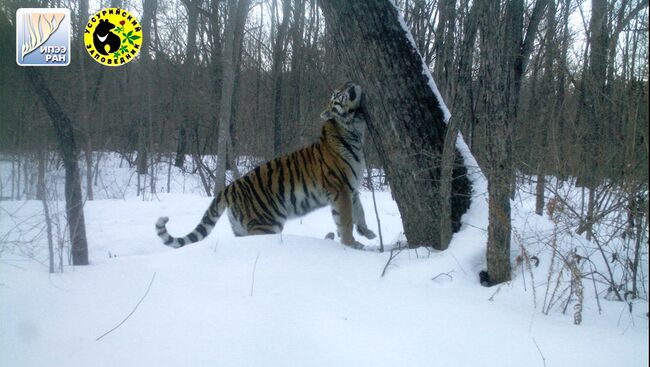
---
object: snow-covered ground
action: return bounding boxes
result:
[0,154,647,367]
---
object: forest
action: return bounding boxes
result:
[0,0,648,366]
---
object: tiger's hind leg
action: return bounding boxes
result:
[227,208,284,237]
[331,191,364,249]
[352,191,376,239]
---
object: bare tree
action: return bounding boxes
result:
[174,0,202,168]
[25,68,89,266]
[271,0,292,157]
[215,0,251,193]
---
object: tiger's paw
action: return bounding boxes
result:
[325,232,336,240]
[341,238,365,250]
[357,225,376,239]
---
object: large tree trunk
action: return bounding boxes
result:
[25,68,89,266]
[477,1,513,284]
[436,0,461,248]
[319,0,472,249]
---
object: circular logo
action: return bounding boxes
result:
[84,8,142,66]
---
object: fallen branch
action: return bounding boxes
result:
[250,252,261,296]
[96,272,157,341]
[532,337,546,367]
[431,270,454,282]
[381,241,405,277]
[488,282,508,301]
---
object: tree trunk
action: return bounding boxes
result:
[535,172,545,215]
[175,0,201,168]
[215,0,251,193]
[439,118,460,248]
[478,0,514,284]
[434,0,460,248]
[290,0,306,151]
[319,0,472,249]
[433,0,456,99]
[36,151,45,200]
[581,0,609,237]
[76,0,94,201]
[535,0,557,215]
[137,0,157,180]
[271,0,291,157]
[25,68,89,266]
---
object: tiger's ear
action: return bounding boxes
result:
[346,83,362,110]
[347,84,358,102]
[320,109,336,121]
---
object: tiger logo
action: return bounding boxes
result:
[156,82,376,249]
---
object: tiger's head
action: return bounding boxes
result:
[320,82,363,125]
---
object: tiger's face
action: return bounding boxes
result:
[320,82,363,125]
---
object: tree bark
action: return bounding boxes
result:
[175,0,201,168]
[319,0,472,249]
[535,0,557,215]
[136,0,157,177]
[580,0,609,238]
[215,0,251,193]
[76,0,94,201]
[25,68,89,266]
[290,0,306,151]
[452,0,479,149]
[478,0,514,284]
[271,0,292,157]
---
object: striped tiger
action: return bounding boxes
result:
[156,82,376,249]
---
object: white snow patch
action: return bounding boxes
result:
[1,154,647,367]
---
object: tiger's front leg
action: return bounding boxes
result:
[352,191,376,239]
[332,191,364,249]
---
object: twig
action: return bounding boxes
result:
[381,243,404,277]
[448,250,467,275]
[532,337,547,367]
[96,272,157,341]
[367,167,384,253]
[431,270,454,282]
[250,252,261,296]
[488,282,507,301]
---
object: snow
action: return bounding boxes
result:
[0,154,648,367]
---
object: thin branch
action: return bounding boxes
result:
[96,272,157,341]
[250,251,261,296]
[532,337,547,367]
[431,270,454,282]
[381,242,404,277]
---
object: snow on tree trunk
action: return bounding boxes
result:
[319,0,473,249]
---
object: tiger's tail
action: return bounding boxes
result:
[156,190,227,248]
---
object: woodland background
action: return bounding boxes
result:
[0,0,646,189]
[0,0,648,293]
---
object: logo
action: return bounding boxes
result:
[16,8,70,66]
[84,8,142,66]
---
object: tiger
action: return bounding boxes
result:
[156,81,376,249]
